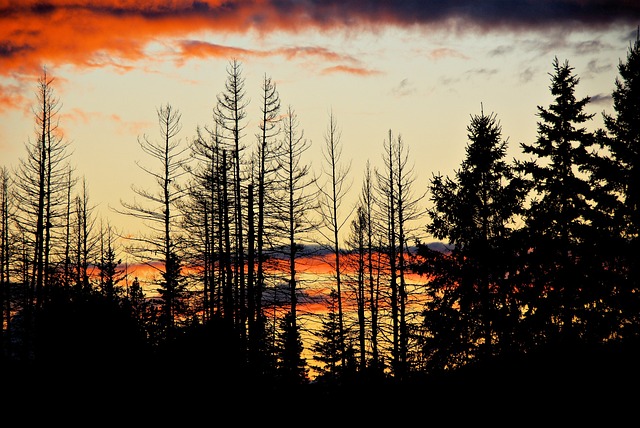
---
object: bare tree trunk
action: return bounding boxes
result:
[0,167,10,357]
[316,110,352,373]
[215,59,249,340]
[116,103,188,338]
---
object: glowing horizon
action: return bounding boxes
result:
[2,1,639,246]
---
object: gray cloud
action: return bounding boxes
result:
[590,92,613,105]
[392,78,415,97]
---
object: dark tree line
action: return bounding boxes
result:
[414,35,640,383]
[2,33,640,395]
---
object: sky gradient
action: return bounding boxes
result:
[2,1,640,240]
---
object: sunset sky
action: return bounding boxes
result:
[1,1,640,242]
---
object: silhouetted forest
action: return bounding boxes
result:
[2,32,640,409]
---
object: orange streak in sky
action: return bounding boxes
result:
[320,64,381,76]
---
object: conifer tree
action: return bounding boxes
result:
[418,107,525,370]
[310,289,342,386]
[594,29,640,338]
[277,311,308,386]
[96,221,125,301]
[516,57,601,344]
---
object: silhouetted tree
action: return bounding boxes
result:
[117,103,190,340]
[360,161,385,377]
[96,221,125,301]
[417,107,526,372]
[311,288,344,386]
[249,73,281,370]
[272,105,316,378]
[12,69,72,358]
[277,311,308,386]
[376,129,427,379]
[374,130,401,377]
[0,166,11,358]
[13,69,72,309]
[72,177,97,294]
[214,58,249,339]
[592,29,640,339]
[516,57,601,345]
[315,110,353,374]
[389,132,425,379]
[183,123,232,325]
[344,204,368,374]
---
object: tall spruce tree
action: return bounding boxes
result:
[594,29,640,339]
[516,57,602,345]
[310,288,343,386]
[417,107,525,371]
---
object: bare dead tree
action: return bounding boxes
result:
[315,110,354,374]
[13,68,72,311]
[214,58,250,337]
[116,103,190,337]
[272,105,316,383]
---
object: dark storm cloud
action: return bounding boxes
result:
[258,0,640,31]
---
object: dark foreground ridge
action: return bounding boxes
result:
[2,339,638,424]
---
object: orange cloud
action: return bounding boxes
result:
[277,46,355,63]
[320,64,381,76]
[428,47,469,60]
[61,107,99,125]
[176,40,255,64]
[109,114,153,136]
[0,83,28,113]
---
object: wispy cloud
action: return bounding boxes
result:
[0,82,28,113]
[109,114,153,136]
[589,92,613,105]
[391,78,415,97]
[586,59,613,75]
[428,47,469,61]
[320,64,381,76]
[277,46,356,63]
[573,39,612,55]
[519,66,536,83]
[175,40,367,75]
[465,68,499,78]
[489,45,515,57]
